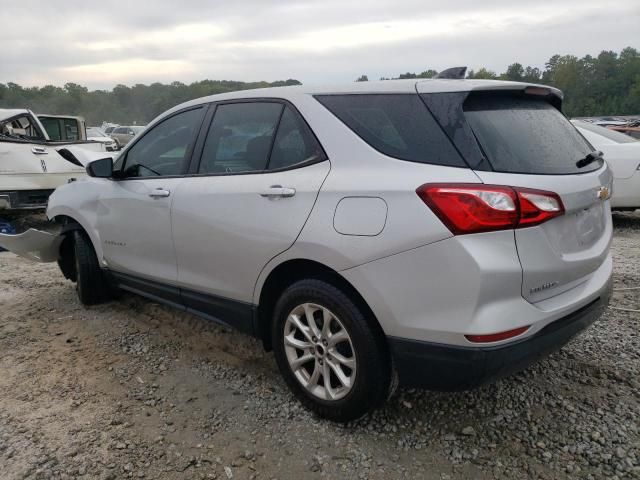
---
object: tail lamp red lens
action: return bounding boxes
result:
[465,326,530,343]
[416,184,564,235]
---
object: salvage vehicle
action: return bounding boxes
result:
[0,109,109,212]
[573,120,640,210]
[103,124,119,135]
[0,77,613,421]
[609,124,640,140]
[110,125,145,148]
[87,127,119,152]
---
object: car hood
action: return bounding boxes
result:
[87,136,114,143]
[56,145,118,167]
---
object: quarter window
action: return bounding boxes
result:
[121,108,203,178]
[315,94,466,167]
[268,107,324,170]
[199,102,283,174]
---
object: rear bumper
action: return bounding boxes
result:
[389,283,611,390]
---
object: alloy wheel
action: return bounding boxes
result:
[283,303,357,401]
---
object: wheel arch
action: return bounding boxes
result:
[48,205,103,261]
[50,213,100,280]
[255,258,388,352]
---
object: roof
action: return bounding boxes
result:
[196,78,554,100]
[0,109,31,122]
[164,79,561,116]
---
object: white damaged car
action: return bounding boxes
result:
[0,109,112,212]
[572,120,640,211]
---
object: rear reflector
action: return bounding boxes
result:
[465,326,530,343]
[416,183,564,235]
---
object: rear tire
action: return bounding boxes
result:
[272,279,391,422]
[73,231,110,306]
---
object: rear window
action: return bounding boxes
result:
[464,96,600,174]
[315,94,466,167]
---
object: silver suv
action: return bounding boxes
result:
[32,79,614,420]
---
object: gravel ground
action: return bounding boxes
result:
[0,212,638,480]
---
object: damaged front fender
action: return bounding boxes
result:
[0,228,63,262]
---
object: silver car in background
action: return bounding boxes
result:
[109,125,145,149]
[6,79,612,421]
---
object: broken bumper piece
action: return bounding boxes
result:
[0,228,62,262]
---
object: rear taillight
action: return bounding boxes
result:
[416,183,564,235]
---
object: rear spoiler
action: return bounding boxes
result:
[434,67,467,79]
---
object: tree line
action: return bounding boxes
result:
[0,47,637,125]
[361,47,640,117]
[0,79,301,126]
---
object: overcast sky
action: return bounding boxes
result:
[1,1,638,90]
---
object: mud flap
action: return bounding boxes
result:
[0,229,63,262]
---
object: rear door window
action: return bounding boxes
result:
[63,118,79,141]
[464,96,599,174]
[199,102,283,174]
[315,94,466,167]
[40,117,62,141]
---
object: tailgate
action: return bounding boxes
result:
[459,92,613,303]
[418,86,614,303]
[475,168,612,303]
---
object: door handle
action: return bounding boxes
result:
[32,146,48,155]
[260,185,296,198]
[149,188,171,198]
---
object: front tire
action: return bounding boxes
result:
[73,231,110,306]
[272,279,391,422]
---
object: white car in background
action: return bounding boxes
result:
[0,109,109,212]
[573,120,640,211]
[87,127,119,152]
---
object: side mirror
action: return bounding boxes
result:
[86,157,114,178]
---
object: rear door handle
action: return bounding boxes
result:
[260,185,296,198]
[149,188,171,198]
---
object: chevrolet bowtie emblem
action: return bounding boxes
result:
[597,186,610,201]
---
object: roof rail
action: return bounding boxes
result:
[434,67,467,79]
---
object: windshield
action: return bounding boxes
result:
[464,96,601,175]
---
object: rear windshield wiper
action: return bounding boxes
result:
[576,150,603,168]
